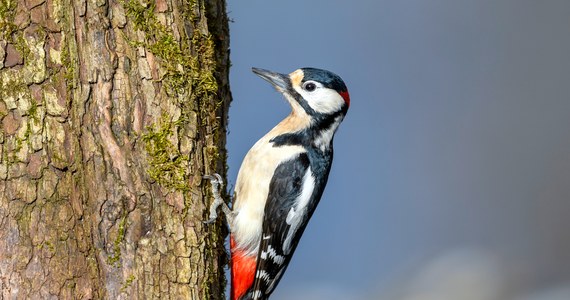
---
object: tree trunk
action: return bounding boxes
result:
[0,0,231,298]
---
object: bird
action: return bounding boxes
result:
[204,67,350,300]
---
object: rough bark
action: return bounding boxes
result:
[0,0,231,298]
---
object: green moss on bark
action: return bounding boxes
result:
[142,114,189,191]
[125,0,222,191]
[120,274,136,293]
[0,0,16,40]
[107,213,128,267]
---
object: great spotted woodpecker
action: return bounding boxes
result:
[205,67,350,300]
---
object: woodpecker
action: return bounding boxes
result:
[205,67,350,300]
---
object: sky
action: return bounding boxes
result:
[224,1,570,299]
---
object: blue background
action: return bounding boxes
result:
[225,1,570,299]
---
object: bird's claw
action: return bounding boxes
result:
[203,173,232,225]
[203,173,223,186]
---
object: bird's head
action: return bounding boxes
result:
[252,67,350,120]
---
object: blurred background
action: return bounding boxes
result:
[224,1,570,299]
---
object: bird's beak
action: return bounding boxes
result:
[252,67,290,93]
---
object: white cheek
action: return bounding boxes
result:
[295,87,345,114]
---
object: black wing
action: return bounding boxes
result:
[248,152,326,299]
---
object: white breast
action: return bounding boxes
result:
[232,134,305,255]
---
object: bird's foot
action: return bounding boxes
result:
[203,174,233,225]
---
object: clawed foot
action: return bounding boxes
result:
[203,174,233,225]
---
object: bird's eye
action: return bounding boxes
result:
[303,82,317,92]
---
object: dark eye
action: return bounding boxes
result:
[304,82,317,92]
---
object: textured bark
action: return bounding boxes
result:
[0,0,231,298]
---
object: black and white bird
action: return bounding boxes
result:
[205,67,350,300]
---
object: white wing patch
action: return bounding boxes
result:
[283,167,315,254]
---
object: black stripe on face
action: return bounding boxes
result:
[288,87,348,118]
[288,88,317,115]
[286,80,349,120]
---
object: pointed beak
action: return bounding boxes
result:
[252,67,290,92]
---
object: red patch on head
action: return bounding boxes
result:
[340,90,350,107]
[230,236,257,300]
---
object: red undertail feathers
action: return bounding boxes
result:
[230,236,256,300]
